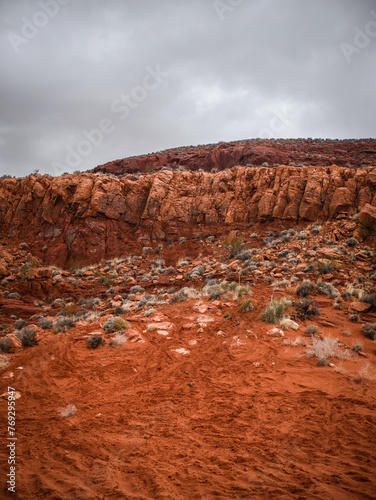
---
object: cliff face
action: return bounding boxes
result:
[1,164,376,267]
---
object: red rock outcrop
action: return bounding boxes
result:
[1,162,376,267]
[93,138,376,175]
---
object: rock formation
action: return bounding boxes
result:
[1,162,376,267]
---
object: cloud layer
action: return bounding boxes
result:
[0,0,375,176]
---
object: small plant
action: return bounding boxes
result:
[142,247,152,254]
[317,359,328,367]
[38,317,52,330]
[16,328,39,347]
[294,298,320,320]
[361,293,376,311]
[361,323,376,340]
[144,308,156,317]
[350,314,359,322]
[53,318,76,333]
[304,324,319,336]
[103,317,129,334]
[205,284,223,300]
[316,280,339,298]
[224,312,232,320]
[171,287,199,302]
[343,330,352,337]
[352,344,363,352]
[315,260,334,275]
[19,242,28,250]
[306,337,350,363]
[111,333,127,347]
[86,335,104,349]
[239,299,253,313]
[14,319,26,330]
[0,338,11,353]
[223,233,250,258]
[8,292,20,300]
[296,280,315,298]
[59,404,77,418]
[261,298,289,324]
[129,285,145,294]
[346,237,358,248]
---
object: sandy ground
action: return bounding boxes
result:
[1,291,375,500]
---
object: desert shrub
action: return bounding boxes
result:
[8,292,20,300]
[129,285,145,294]
[207,235,215,242]
[317,359,328,366]
[310,226,321,235]
[14,319,26,330]
[19,242,28,250]
[315,261,334,274]
[361,293,376,311]
[296,231,309,240]
[98,275,113,286]
[294,298,320,320]
[233,285,250,299]
[0,338,11,353]
[86,298,100,309]
[16,327,39,347]
[188,265,204,278]
[179,237,187,245]
[346,237,358,248]
[361,323,376,340]
[296,280,315,298]
[38,317,53,329]
[53,318,76,333]
[346,284,366,300]
[239,299,253,313]
[304,324,319,336]
[237,249,254,261]
[350,314,359,322]
[171,287,199,302]
[144,308,156,317]
[103,317,129,334]
[223,233,250,258]
[261,299,289,324]
[352,344,363,352]
[142,247,152,254]
[86,335,104,349]
[316,280,339,298]
[306,337,350,362]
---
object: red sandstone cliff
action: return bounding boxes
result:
[1,163,376,267]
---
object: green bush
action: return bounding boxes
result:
[240,299,253,313]
[223,233,251,258]
[261,299,288,324]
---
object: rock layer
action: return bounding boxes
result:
[1,163,376,266]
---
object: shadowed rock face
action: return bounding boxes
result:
[1,161,376,267]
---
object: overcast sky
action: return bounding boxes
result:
[0,0,375,177]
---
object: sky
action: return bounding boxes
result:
[0,0,375,177]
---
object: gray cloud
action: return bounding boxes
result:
[0,0,375,176]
